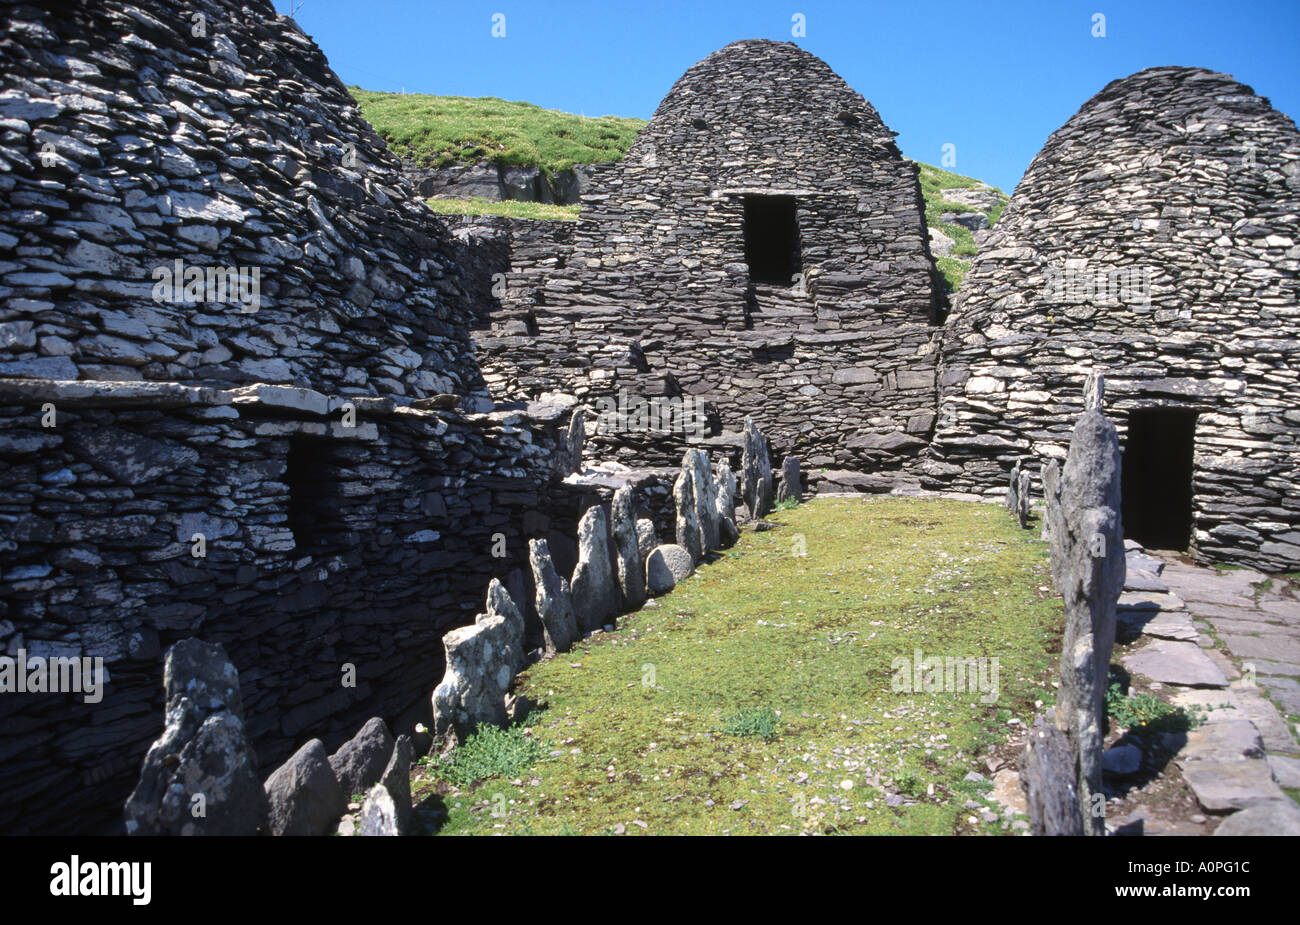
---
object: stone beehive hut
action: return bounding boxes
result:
[0,0,583,833]
[469,40,944,478]
[928,67,1300,572]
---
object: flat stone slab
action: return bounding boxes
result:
[1177,719,1265,763]
[1258,599,1300,624]
[1117,590,1186,612]
[1247,659,1300,678]
[1124,569,1169,593]
[1126,551,1165,575]
[1213,800,1300,836]
[1258,676,1300,715]
[1219,633,1300,664]
[1267,754,1300,789]
[1118,609,1199,642]
[1123,639,1229,688]
[1205,616,1293,636]
[1179,760,1286,813]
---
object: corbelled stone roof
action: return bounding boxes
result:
[929,66,1300,570]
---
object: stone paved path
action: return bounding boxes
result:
[1114,544,1300,834]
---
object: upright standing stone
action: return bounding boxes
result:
[674,465,703,562]
[1041,458,1063,546]
[124,638,268,836]
[379,734,413,836]
[529,538,578,654]
[1049,391,1126,836]
[635,518,658,560]
[611,486,647,611]
[431,615,512,747]
[328,716,394,798]
[714,459,739,546]
[565,407,586,474]
[741,417,774,519]
[1005,458,1023,513]
[484,577,526,672]
[1019,716,1085,836]
[263,738,347,837]
[685,449,720,552]
[570,503,620,631]
[776,455,801,503]
[1084,370,1105,412]
[1016,469,1032,529]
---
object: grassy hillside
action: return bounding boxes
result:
[350,88,644,174]
[352,89,1008,289]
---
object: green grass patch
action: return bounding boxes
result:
[351,88,645,174]
[1106,681,1201,736]
[421,724,545,790]
[425,196,580,221]
[719,705,782,741]
[936,256,970,294]
[421,497,1062,836]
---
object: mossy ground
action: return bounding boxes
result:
[412,497,1063,835]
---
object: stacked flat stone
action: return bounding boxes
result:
[929,67,1300,572]
[0,0,585,835]
[461,40,943,474]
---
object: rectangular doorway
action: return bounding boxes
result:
[742,194,801,285]
[1120,408,1197,550]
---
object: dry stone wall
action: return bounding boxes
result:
[0,0,588,835]
[929,67,1300,572]
[0,0,490,406]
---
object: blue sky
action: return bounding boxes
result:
[282,0,1300,194]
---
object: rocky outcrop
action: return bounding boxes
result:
[124,639,267,836]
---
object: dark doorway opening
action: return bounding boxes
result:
[742,194,801,285]
[285,435,339,550]
[1121,408,1197,550]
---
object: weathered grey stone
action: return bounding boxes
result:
[646,543,694,596]
[570,504,619,631]
[529,538,578,654]
[673,466,703,562]
[263,738,346,836]
[431,616,512,746]
[1101,743,1142,776]
[124,638,267,836]
[635,518,658,560]
[328,716,394,799]
[565,407,585,474]
[1213,800,1300,836]
[484,578,525,672]
[776,455,801,503]
[379,734,413,835]
[1018,715,1084,836]
[1123,639,1228,688]
[685,449,720,553]
[715,459,739,546]
[357,783,399,836]
[1046,402,1126,836]
[611,486,646,611]
[741,417,774,520]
